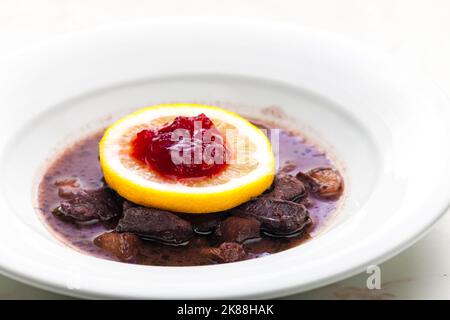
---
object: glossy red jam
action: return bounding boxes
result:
[131,114,229,179]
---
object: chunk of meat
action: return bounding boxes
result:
[206,242,247,263]
[193,218,221,235]
[53,187,122,223]
[116,207,193,245]
[231,198,312,236]
[189,213,223,235]
[263,174,307,202]
[297,167,343,200]
[216,216,261,243]
[94,232,140,262]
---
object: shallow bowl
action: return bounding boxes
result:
[0,19,449,299]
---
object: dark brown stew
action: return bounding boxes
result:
[37,122,343,266]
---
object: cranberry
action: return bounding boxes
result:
[131,114,229,179]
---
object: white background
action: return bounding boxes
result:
[1,0,450,299]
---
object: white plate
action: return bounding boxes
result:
[0,19,449,299]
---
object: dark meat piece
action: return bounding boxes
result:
[53,187,122,223]
[190,213,223,235]
[116,207,193,245]
[297,167,343,200]
[231,198,312,236]
[206,242,247,263]
[193,218,221,235]
[216,216,261,243]
[264,174,307,202]
[94,232,140,262]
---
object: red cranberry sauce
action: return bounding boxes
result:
[131,114,229,179]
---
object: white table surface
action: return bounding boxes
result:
[1,0,450,300]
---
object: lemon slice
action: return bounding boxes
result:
[99,103,275,213]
